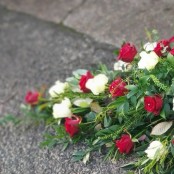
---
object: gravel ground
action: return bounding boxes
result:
[0,6,135,174]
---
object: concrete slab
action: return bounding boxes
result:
[0,0,83,23]
[0,6,132,174]
[0,0,174,46]
[64,0,174,46]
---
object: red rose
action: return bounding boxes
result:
[25,91,40,105]
[64,115,82,137]
[169,36,174,43]
[79,71,94,93]
[170,48,174,55]
[115,134,134,154]
[109,77,128,97]
[154,39,171,57]
[144,95,163,115]
[117,43,137,63]
[171,139,174,145]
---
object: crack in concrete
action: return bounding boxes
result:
[61,0,87,23]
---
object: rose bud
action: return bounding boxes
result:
[144,95,163,116]
[64,115,82,137]
[25,91,40,105]
[154,39,171,57]
[79,71,94,93]
[169,48,174,56]
[115,134,134,154]
[109,77,128,97]
[117,43,137,63]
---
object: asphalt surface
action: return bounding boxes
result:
[0,6,134,174]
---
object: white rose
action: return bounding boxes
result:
[143,42,157,52]
[52,98,72,118]
[114,60,131,71]
[73,98,93,108]
[145,141,164,160]
[86,74,108,95]
[138,51,159,70]
[49,81,68,98]
[61,97,71,107]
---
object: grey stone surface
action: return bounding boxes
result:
[0,6,132,174]
[0,0,174,46]
[64,0,174,46]
[0,0,83,23]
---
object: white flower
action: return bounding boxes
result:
[86,74,108,95]
[49,81,68,98]
[143,42,157,52]
[52,98,72,118]
[145,141,164,160]
[73,98,93,108]
[114,60,131,71]
[138,51,159,70]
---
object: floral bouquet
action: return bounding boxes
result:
[23,32,174,173]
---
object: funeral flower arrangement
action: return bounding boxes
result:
[23,33,174,173]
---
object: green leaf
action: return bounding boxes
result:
[126,85,138,91]
[72,151,86,162]
[121,162,136,170]
[139,75,150,86]
[136,97,144,110]
[171,145,174,157]
[123,102,129,114]
[113,48,120,56]
[0,115,20,125]
[104,116,112,128]
[62,142,69,151]
[167,53,174,66]
[72,69,88,79]
[95,125,120,137]
[85,112,96,122]
[130,96,137,106]
[127,90,137,98]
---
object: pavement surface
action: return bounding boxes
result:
[0,5,134,174]
[0,1,174,174]
[0,0,174,46]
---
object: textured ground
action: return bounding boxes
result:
[0,0,174,173]
[0,6,134,174]
[0,0,174,46]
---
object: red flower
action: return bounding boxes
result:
[25,91,40,105]
[109,77,128,97]
[154,39,171,57]
[115,134,134,154]
[169,36,174,44]
[64,115,82,137]
[170,48,174,56]
[144,95,163,116]
[79,71,94,93]
[117,43,137,63]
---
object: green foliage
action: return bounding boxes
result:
[0,114,20,125]
[11,33,174,173]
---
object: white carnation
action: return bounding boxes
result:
[52,98,72,118]
[143,42,157,52]
[145,141,164,160]
[49,81,68,98]
[138,51,159,70]
[86,74,108,95]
